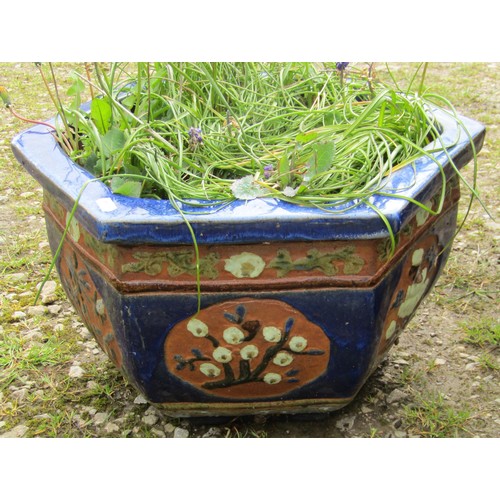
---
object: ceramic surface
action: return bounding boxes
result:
[11,109,485,416]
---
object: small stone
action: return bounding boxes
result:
[11,388,28,402]
[19,191,35,198]
[27,305,47,317]
[387,388,408,404]
[11,311,26,320]
[173,427,190,438]
[465,362,480,371]
[335,415,356,431]
[36,280,57,295]
[9,272,27,282]
[79,327,92,340]
[392,358,410,365]
[41,293,58,305]
[141,414,159,426]
[54,323,65,332]
[394,430,407,438]
[0,424,29,438]
[151,428,166,438]
[104,422,120,434]
[201,427,222,438]
[47,305,62,315]
[164,423,176,434]
[134,394,148,405]
[93,412,108,425]
[33,413,51,420]
[68,365,85,378]
[434,358,447,366]
[144,406,158,416]
[361,405,374,414]
[86,381,99,390]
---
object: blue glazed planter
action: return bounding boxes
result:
[11,109,485,417]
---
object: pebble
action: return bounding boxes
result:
[201,427,222,438]
[394,430,407,438]
[11,389,28,402]
[93,412,109,425]
[27,305,47,317]
[11,311,26,321]
[0,424,29,438]
[9,272,27,282]
[392,358,410,365]
[151,428,166,438]
[335,415,356,431]
[142,414,159,426]
[104,422,120,434]
[41,294,58,305]
[434,358,447,366]
[134,394,148,405]
[465,362,480,371]
[68,365,85,378]
[387,388,408,404]
[36,280,57,295]
[164,423,176,434]
[173,427,190,438]
[48,305,62,315]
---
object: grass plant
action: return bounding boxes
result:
[403,392,472,437]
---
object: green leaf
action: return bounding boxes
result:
[296,131,319,144]
[230,175,267,200]
[101,128,126,157]
[314,141,335,174]
[91,97,112,135]
[110,177,143,198]
[66,73,85,97]
[278,151,291,188]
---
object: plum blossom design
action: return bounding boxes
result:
[263,326,282,343]
[289,336,307,352]
[223,326,245,345]
[187,318,209,337]
[224,252,266,278]
[169,302,328,395]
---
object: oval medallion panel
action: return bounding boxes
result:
[164,299,330,399]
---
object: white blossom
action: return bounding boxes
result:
[240,344,259,360]
[289,336,307,352]
[187,318,209,337]
[224,252,266,278]
[223,326,245,345]
[213,347,233,363]
[199,363,221,378]
[273,352,294,366]
[263,326,282,343]
[263,372,282,385]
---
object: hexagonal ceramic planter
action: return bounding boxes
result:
[11,108,485,417]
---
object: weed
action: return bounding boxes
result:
[461,318,500,347]
[403,393,471,437]
[477,353,499,371]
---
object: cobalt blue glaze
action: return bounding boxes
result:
[11,109,485,245]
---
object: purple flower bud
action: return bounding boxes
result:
[263,164,273,179]
[188,127,203,149]
[336,62,349,71]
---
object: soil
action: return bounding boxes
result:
[0,62,498,439]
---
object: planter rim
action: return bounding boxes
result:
[11,108,485,245]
